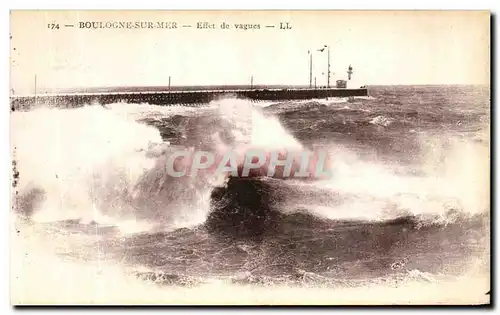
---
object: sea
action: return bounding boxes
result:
[10,85,491,305]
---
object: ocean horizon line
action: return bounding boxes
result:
[11,83,488,96]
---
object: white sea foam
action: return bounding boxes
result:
[11,98,489,229]
[11,103,210,231]
[10,98,305,231]
[10,97,490,305]
[370,115,395,127]
[288,131,489,223]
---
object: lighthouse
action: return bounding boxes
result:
[347,65,353,80]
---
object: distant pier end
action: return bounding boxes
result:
[10,87,368,110]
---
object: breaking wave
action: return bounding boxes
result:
[11,97,489,234]
[11,98,303,233]
[10,90,490,304]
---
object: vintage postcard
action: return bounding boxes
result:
[10,10,490,305]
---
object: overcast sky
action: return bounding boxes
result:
[10,10,490,94]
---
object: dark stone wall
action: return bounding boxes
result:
[10,88,369,111]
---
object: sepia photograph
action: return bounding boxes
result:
[9,10,491,305]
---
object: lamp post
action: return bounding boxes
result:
[327,45,330,88]
[308,50,313,88]
[317,45,330,88]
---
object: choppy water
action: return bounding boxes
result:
[11,85,491,304]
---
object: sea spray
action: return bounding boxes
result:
[11,104,210,230]
[11,98,327,230]
[279,133,489,223]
